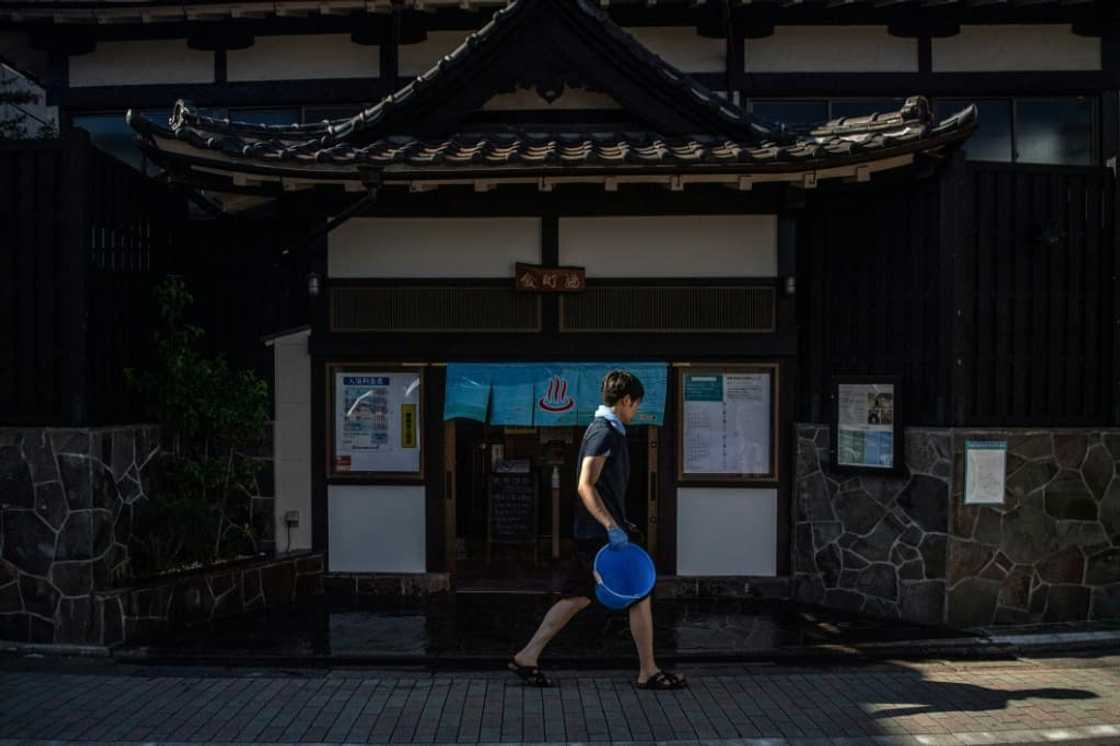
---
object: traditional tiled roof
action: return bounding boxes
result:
[0,0,1096,25]
[130,96,975,173]
[126,0,976,191]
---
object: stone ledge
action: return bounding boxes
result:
[655,576,791,600]
[91,551,324,646]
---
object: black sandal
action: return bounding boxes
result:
[507,660,555,688]
[636,670,688,690]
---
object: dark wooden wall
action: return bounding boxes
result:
[961,163,1118,426]
[797,159,1119,428]
[797,170,946,425]
[0,131,183,426]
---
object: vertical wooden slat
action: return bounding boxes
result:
[36,149,59,422]
[1028,173,1048,420]
[993,171,1013,422]
[16,151,37,421]
[0,151,16,419]
[1012,172,1033,421]
[1083,176,1102,421]
[1068,176,1088,420]
[974,169,995,422]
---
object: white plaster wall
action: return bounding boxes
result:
[624,27,728,73]
[746,26,916,73]
[932,25,1100,72]
[676,488,777,576]
[329,217,541,278]
[558,215,777,278]
[228,35,378,81]
[69,40,213,87]
[399,31,472,76]
[272,331,312,552]
[328,485,427,573]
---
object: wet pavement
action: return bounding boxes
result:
[136,595,974,662]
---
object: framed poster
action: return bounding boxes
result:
[678,364,779,482]
[329,366,423,477]
[964,440,1007,505]
[830,376,903,475]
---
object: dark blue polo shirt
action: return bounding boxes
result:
[572,417,630,540]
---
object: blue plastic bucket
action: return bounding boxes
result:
[593,544,657,610]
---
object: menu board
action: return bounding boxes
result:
[333,370,422,474]
[489,471,538,544]
[681,369,773,478]
[836,382,895,470]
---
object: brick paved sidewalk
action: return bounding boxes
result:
[2,655,1119,745]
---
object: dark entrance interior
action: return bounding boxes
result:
[452,421,651,592]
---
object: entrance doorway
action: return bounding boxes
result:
[449,421,654,592]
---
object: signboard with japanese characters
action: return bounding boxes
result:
[515,263,586,293]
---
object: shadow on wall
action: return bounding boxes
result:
[794,426,1120,627]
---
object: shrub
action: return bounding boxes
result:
[125,277,270,577]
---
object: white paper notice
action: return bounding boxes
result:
[965,441,1007,505]
[682,372,771,476]
[335,371,422,473]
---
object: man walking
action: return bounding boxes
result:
[507,369,687,690]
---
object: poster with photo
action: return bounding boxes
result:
[835,381,896,470]
[680,367,775,479]
[334,371,422,474]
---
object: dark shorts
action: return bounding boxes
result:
[558,538,653,606]
[558,539,603,600]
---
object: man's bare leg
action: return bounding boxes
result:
[514,596,591,667]
[628,596,660,684]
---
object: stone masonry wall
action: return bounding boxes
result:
[793,425,1120,628]
[793,425,951,625]
[0,424,276,644]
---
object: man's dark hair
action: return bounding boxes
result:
[601,369,644,406]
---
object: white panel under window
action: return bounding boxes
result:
[399,31,472,76]
[229,35,378,81]
[932,25,1100,72]
[70,40,213,87]
[746,27,916,73]
[625,27,727,73]
[677,488,777,576]
[329,485,426,572]
[559,215,776,278]
[329,217,541,278]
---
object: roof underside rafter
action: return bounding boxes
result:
[126,0,977,201]
[0,0,1107,25]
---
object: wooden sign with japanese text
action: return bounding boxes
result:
[515,263,586,293]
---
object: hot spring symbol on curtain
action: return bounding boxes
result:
[539,375,575,413]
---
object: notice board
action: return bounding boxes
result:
[678,364,778,482]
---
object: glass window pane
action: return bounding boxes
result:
[749,100,828,131]
[73,113,142,170]
[230,108,301,126]
[935,99,1012,163]
[1015,98,1095,166]
[304,105,365,124]
[829,99,906,119]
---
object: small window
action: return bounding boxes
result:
[935,99,1012,163]
[1015,97,1095,166]
[304,106,366,124]
[749,100,828,131]
[829,99,907,120]
[73,112,143,170]
[230,108,301,126]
